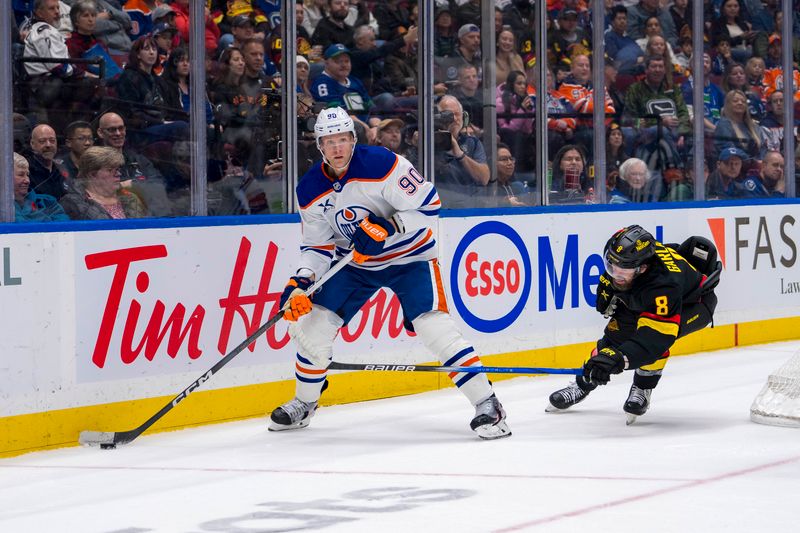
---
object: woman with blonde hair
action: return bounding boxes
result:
[713,89,765,160]
[495,28,524,87]
[60,146,149,220]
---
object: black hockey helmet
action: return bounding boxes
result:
[604,225,656,269]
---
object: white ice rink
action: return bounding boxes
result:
[1,341,798,533]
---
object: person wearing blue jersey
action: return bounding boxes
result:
[311,44,374,123]
[269,107,511,440]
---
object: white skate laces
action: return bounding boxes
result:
[470,395,511,440]
[269,398,318,431]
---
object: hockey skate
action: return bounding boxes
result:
[269,398,318,431]
[546,381,591,412]
[470,395,511,440]
[623,385,652,425]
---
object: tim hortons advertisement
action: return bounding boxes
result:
[73,224,424,385]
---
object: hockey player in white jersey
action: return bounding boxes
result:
[270,107,511,440]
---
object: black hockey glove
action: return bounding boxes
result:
[583,347,627,386]
[351,215,396,263]
[595,273,618,317]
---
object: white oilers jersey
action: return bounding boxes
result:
[24,21,73,77]
[295,145,441,279]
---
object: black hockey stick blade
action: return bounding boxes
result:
[328,361,582,375]
[79,252,354,448]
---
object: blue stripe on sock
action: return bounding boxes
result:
[296,373,327,383]
[455,372,478,387]
[444,346,475,367]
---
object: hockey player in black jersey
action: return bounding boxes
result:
[547,225,722,424]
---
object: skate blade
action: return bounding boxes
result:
[625,413,638,425]
[475,420,512,440]
[268,418,311,432]
[545,402,565,413]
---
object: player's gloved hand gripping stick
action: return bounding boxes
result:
[79,251,355,449]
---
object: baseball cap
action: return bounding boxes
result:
[457,24,480,40]
[377,118,404,131]
[152,22,176,36]
[324,43,350,59]
[559,9,579,19]
[719,146,749,161]
[231,14,255,28]
[151,4,174,21]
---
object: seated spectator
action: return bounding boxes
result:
[644,35,681,84]
[759,150,785,197]
[302,0,327,40]
[495,28,524,88]
[492,143,532,207]
[722,62,765,119]
[548,9,591,67]
[434,95,490,209]
[124,0,163,42]
[541,68,578,161]
[26,123,68,199]
[744,56,767,102]
[61,120,94,181]
[710,0,761,64]
[450,63,484,134]
[350,24,417,96]
[433,6,457,58]
[674,36,692,72]
[627,0,678,48]
[116,35,189,147]
[374,118,403,153]
[706,146,750,199]
[66,0,112,77]
[681,52,724,135]
[711,35,735,77]
[669,0,691,39]
[13,151,69,222]
[714,89,765,160]
[311,0,354,49]
[89,0,132,62]
[550,144,589,203]
[294,2,313,58]
[22,0,75,127]
[170,0,220,54]
[606,122,629,174]
[151,22,177,74]
[373,0,412,41]
[157,47,213,125]
[623,55,690,156]
[760,90,785,152]
[604,5,644,74]
[60,146,149,220]
[296,54,312,96]
[436,23,482,84]
[763,33,782,69]
[96,112,172,216]
[454,0,481,27]
[217,13,256,57]
[311,44,373,123]
[609,157,662,204]
[554,54,616,152]
[496,70,533,159]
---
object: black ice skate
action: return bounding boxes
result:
[269,398,318,431]
[546,381,591,412]
[470,395,511,440]
[623,385,652,425]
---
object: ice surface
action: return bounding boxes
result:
[1,341,798,532]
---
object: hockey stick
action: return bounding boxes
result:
[79,251,355,449]
[328,361,582,375]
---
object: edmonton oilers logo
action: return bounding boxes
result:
[335,206,373,240]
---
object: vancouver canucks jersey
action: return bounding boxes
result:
[295,145,441,280]
[612,241,706,366]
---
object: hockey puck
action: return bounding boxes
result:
[100,443,116,450]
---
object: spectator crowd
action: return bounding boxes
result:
[9,0,800,221]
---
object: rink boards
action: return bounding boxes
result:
[2,202,800,456]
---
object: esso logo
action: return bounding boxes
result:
[464,251,522,297]
[451,221,532,333]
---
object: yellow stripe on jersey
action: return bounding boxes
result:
[638,316,680,337]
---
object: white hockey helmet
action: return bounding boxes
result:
[314,106,355,143]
